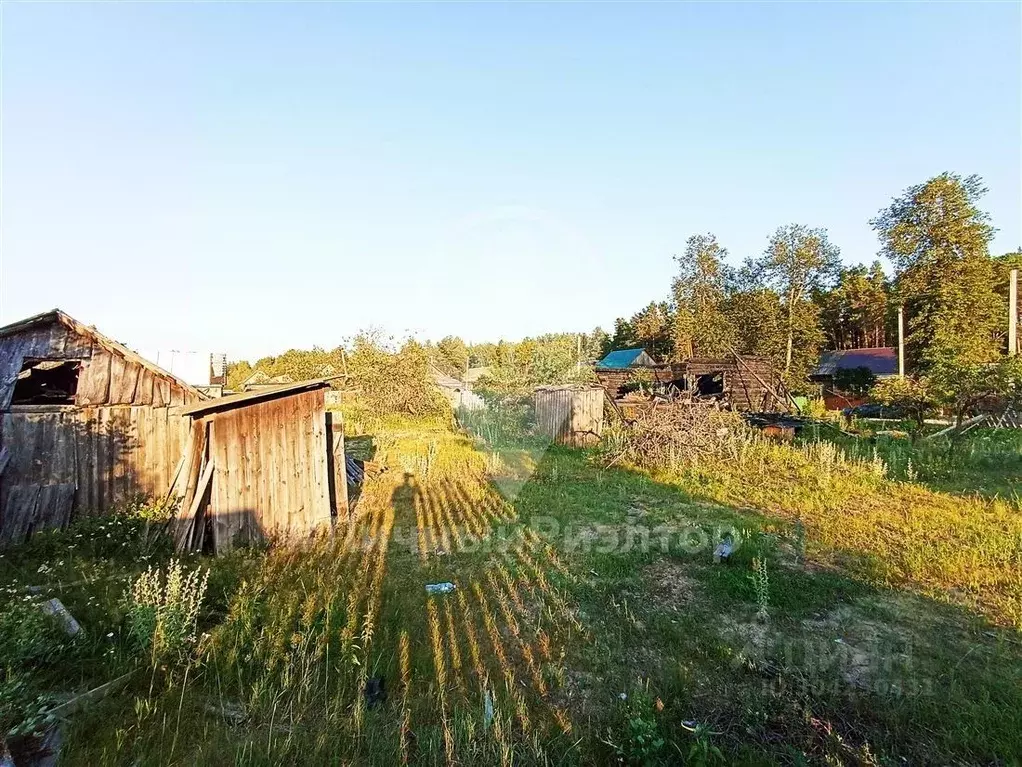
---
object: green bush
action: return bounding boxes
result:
[0,672,57,739]
[0,601,70,667]
[457,393,537,449]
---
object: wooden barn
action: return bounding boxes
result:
[534,385,604,447]
[0,309,206,543]
[0,309,348,550]
[171,381,347,553]
[594,350,786,412]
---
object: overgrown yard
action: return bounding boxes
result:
[2,420,1021,764]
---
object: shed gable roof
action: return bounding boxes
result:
[0,309,207,400]
[179,379,330,417]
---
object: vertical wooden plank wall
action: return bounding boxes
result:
[534,387,604,447]
[206,389,332,550]
[0,407,191,542]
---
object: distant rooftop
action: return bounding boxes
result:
[462,366,492,384]
[595,348,657,370]
[814,347,898,377]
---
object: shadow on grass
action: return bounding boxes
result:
[503,445,1022,764]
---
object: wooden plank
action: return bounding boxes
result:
[311,390,332,530]
[327,411,349,521]
[171,423,197,512]
[238,405,253,544]
[924,414,988,441]
[107,355,138,405]
[169,384,184,407]
[210,419,229,553]
[164,452,186,503]
[47,321,68,356]
[113,408,136,504]
[174,420,207,546]
[153,378,170,408]
[288,394,304,537]
[266,399,281,538]
[33,483,75,533]
[1,484,41,544]
[134,369,155,406]
[250,403,266,545]
[75,351,112,406]
[176,459,214,552]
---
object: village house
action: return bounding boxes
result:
[811,347,898,409]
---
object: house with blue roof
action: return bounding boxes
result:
[595,347,657,370]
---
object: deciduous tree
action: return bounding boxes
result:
[872,173,1001,372]
[750,224,840,380]
[671,233,736,359]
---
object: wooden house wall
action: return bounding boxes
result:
[0,319,199,409]
[687,357,781,411]
[595,366,679,399]
[0,407,191,543]
[0,319,203,543]
[535,388,604,447]
[596,357,783,412]
[203,388,331,550]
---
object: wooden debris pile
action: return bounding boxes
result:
[603,401,749,470]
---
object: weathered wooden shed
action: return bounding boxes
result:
[0,310,206,543]
[172,381,347,553]
[534,385,604,447]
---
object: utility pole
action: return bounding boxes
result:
[1010,269,1018,356]
[576,334,582,375]
[897,306,905,378]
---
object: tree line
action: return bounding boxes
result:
[227,172,1019,412]
[606,172,1019,393]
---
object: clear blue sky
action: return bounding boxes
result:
[2,2,1019,360]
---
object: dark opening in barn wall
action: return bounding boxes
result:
[11,359,81,405]
[694,371,725,396]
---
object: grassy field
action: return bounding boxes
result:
[2,419,1021,765]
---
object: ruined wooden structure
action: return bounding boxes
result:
[172,381,346,552]
[534,385,604,447]
[595,354,785,413]
[0,310,348,550]
[0,310,205,543]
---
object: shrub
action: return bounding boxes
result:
[125,559,209,663]
[118,494,178,524]
[345,334,450,421]
[0,601,69,667]
[0,672,56,739]
[606,684,668,765]
[1,503,174,568]
[872,376,936,432]
[458,394,536,449]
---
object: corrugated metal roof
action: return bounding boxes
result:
[814,347,898,377]
[595,348,654,369]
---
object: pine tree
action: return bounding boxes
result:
[816,262,890,349]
